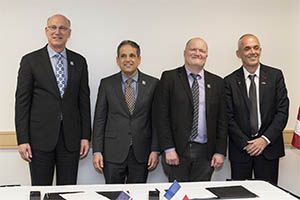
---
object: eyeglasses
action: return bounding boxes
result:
[47,25,70,32]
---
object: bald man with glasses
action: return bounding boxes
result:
[15,14,91,185]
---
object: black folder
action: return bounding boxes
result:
[43,191,124,200]
[205,185,258,199]
[96,191,124,199]
[43,191,82,200]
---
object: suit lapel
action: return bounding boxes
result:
[65,49,75,97]
[113,72,131,115]
[236,67,251,112]
[259,64,268,105]
[134,72,146,114]
[204,71,212,115]
[40,46,61,98]
[178,66,193,105]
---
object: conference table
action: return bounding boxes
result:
[0,180,298,199]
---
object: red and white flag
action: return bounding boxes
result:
[291,107,300,150]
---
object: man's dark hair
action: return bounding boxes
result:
[117,40,141,57]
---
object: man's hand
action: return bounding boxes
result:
[244,137,268,156]
[93,153,104,173]
[18,143,32,162]
[165,150,180,166]
[210,153,225,169]
[80,139,89,159]
[147,152,159,171]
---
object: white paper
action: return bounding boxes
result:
[60,191,110,200]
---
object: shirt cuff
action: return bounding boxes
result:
[151,151,160,154]
[93,152,102,156]
[164,147,175,153]
[261,135,271,144]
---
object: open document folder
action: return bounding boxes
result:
[43,191,131,200]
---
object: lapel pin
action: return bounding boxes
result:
[70,61,74,66]
[142,80,146,85]
[261,81,266,85]
[207,84,211,88]
[238,81,241,85]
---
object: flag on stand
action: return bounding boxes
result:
[116,191,132,200]
[164,180,181,200]
[291,107,300,150]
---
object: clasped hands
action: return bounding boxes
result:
[243,137,268,156]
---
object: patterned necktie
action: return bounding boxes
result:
[55,53,66,97]
[190,74,199,141]
[248,74,258,136]
[125,78,135,115]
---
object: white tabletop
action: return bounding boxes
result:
[0,180,298,200]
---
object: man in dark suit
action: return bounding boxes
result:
[153,37,227,182]
[224,34,289,185]
[15,14,91,185]
[92,40,159,184]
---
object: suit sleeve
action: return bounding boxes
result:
[79,57,91,140]
[224,78,249,150]
[215,79,228,155]
[262,70,289,142]
[92,80,108,153]
[15,56,33,145]
[151,80,160,152]
[153,72,175,151]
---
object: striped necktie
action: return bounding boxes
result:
[190,74,199,141]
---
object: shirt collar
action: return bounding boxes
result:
[184,66,204,79]
[243,64,260,80]
[47,45,67,59]
[121,70,139,83]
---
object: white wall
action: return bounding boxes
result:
[1,149,300,196]
[0,0,299,130]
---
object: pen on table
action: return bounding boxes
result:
[0,184,21,187]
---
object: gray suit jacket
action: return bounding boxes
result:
[92,71,159,163]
